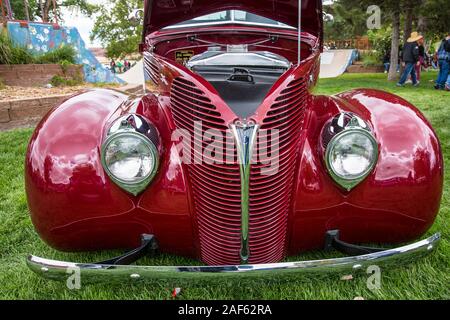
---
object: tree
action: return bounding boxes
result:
[10,0,96,23]
[420,0,450,38]
[90,0,143,58]
[323,1,368,41]
[388,2,401,81]
[402,0,414,46]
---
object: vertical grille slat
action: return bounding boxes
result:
[170,74,307,266]
[171,77,242,265]
[248,77,306,264]
[144,54,161,85]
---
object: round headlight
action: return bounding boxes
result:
[325,129,378,190]
[102,132,159,195]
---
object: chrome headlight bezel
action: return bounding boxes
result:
[323,113,379,191]
[101,114,160,196]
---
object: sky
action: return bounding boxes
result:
[62,0,108,48]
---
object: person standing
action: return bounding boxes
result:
[434,32,450,90]
[383,51,391,73]
[397,32,423,87]
[415,38,425,82]
[117,61,123,73]
[110,59,116,74]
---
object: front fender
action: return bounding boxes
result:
[289,89,443,254]
[25,89,196,257]
[25,89,139,251]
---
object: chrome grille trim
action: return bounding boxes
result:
[230,121,259,264]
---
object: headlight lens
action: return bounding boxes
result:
[326,129,378,190]
[104,134,156,182]
[102,132,159,195]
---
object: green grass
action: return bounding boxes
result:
[0,72,448,300]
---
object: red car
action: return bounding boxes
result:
[27,0,442,281]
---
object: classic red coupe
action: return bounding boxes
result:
[26,0,442,281]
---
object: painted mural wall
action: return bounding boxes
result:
[6,21,124,84]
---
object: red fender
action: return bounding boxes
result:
[289,89,444,254]
[25,89,196,257]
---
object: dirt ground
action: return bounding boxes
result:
[0,84,119,101]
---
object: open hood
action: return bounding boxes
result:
[144,0,323,38]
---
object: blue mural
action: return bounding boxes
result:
[6,21,124,84]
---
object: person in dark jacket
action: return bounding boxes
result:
[435,32,450,90]
[397,32,423,87]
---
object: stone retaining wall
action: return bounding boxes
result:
[0,95,70,131]
[0,84,143,131]
[347,64,385,73]
[0,64,83,87]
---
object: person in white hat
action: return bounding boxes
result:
[397,32,423,87]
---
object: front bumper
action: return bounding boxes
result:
[27,233,440,282]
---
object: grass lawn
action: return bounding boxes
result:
[0,72,448,300]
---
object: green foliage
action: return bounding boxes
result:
[49,75,65,87]
[361,52,382,66]
[49,75,82,87]
[34,46,76,64]
[421,0,450,37]
[50,58,83,86]
[90,0,143,59]
[0,33,13,65]
[10,46,35,64]
[10,0,97,23]
[326,0,450,41]
[59,59,72,73]
[324,1,368,41]
[0,32,34,64]
[1,32,76,65]
[367,27,394,57]
[9,0,39,21]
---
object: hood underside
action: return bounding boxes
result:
[144,0,322,37]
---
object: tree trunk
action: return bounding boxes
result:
[403,1,414,45]
[388,7,401,81]
[416,0,426,33]
[417,15,426,33]
[38,0,44,21]
[41,0,52,22]
[23,0,30,21]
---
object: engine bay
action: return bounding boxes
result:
[187,45,292,118]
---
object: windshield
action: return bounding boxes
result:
[165,10,295,29]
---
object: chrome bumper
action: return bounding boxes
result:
[27,233,440,282]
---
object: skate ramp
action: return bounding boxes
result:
[6,21,124,84]
[116,60,145,85]
[319,49,357,78]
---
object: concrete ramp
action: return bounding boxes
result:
[116,60,145,85]
[319,49,357,78]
